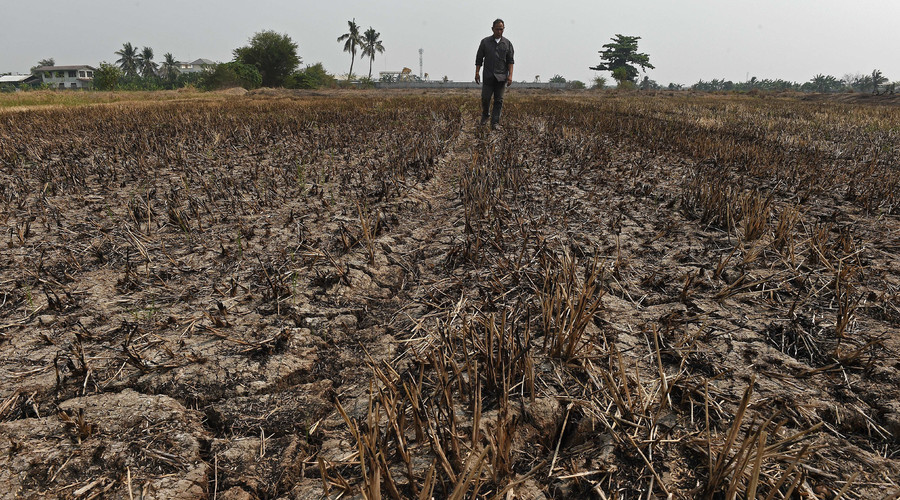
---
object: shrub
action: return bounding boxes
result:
[287,63,336,89]
[200,62,262,90]
[93,62,123,91]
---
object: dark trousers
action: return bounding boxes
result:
[481,77,506,125]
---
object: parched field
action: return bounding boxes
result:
[0,90,898,499]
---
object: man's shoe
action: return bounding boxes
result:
[491,123,502,131]
[479,116,489,126]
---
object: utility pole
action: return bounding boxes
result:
[419,48,424,80]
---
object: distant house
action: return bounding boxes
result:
[177,59,215,74]
[0,74,42,90]
[33,65,96,89]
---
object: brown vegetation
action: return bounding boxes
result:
[0,90,898,498]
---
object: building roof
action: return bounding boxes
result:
[33,65,97,72]
[0,74,39,83]
[188,59,215,66]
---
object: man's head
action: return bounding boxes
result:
[492,19,505,38]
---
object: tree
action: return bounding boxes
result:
[288,63,336,89]
[137,46,158,78]
[30,58,55,73]
[115,42,139,78]
[807,74,841,93]
[160,53,179,82]
[871,69,888,94]
[360,27,385,80]
[233,30,300,87]
[549,74,567,83]
[591,76,607,89]
[843,73,873,93]
[639,76,660,90]
[337,19,362,80]
[590,34,654,87]
[199,62,262,90]
[93,62,123,90]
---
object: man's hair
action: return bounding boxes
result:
[492,19,504,28]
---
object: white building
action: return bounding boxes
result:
[177,59,215,74]
[33,65,96,89]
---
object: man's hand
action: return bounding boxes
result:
[506,79,512,88]
[475,72,480,84]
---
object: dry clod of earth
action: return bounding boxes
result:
[1,89,899,498]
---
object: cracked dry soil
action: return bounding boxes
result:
[1,90,899,499]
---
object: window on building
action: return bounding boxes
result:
[58,83,65,89]
[87,71,93,78]
[79,71,86,78]
[70,83,77,88]
[56,71,64,78]
[68,71,76,78]
[46,72,53,79]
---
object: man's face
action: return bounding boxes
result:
[492,23,504,38]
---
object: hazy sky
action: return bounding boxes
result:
[3,0,899,85]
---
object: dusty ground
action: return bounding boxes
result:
[0,90,898,499]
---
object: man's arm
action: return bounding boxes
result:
[475,39,485,83]
[505,42,515,86]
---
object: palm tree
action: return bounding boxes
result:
[337,18,361,80]
[360,27,385,80]
[137,46,158,78]
[871,69,888,94]
[160,53,179,81]
[115,42,139,78]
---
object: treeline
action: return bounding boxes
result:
[91,32,338,91]
[682,71,895,94]
[90,61,336,92]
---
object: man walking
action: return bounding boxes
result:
[475,19,514,129]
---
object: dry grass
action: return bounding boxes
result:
[1,90,898,498]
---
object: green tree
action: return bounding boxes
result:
[93,62,123,90]
[843,73,873,93]
[233,30,301,87]
[590,34,654,87]
[160,53,179,82]
[871,69,888,94]
[137,46,158,78]
[591,76,607,89]
[30,58,55,73]
[199,62,262,90]
[807,74,841,93]
[639,76,660,90]
[288,63,336,89]
[360,27,385,80]
[115,42,139,78]
[337,19,362,80]
[549,74,567,83]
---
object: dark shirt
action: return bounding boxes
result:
[476,36,514,82]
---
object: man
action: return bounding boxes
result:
[475,19,514,129]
